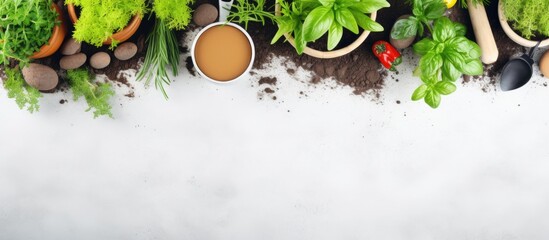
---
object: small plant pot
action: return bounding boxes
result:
[31,4,67,59]
[274,4,377,59]
[67,4,142,45]
[498,1,549,48]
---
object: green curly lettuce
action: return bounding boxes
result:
[66,68,115,118]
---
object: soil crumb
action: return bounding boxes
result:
[259,76,277,85]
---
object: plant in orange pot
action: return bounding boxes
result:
[0,0,66,113]
[65,0,146,47]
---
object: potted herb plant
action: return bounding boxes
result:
[65,0,146,47]
[499,0,549,47]
[273,0,389,58]
[1,0,66,113]
[137,0,194,99]
[229,0,389,58]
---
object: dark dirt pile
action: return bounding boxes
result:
[245,0,416,95]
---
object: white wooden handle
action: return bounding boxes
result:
[467,0,498,64]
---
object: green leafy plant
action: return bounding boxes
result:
[66,68,115,118]
[137,0,193,99]
[411,17,483,108]
[300,0,388,50]
[3,67,41,113]
[230,0,389,54]
[391,0,446,40]
[0,0,58,65]
[502,0,549,39]
[228,0,275,29]
[65,0,145,47]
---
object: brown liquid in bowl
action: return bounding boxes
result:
[194,25,252,81]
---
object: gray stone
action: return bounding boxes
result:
[90,52,111,69]
[114,42,138,61]
[59,53,87,70]
[61,38,82,55]
[21,63,59,91]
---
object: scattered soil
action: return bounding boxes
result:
[258,76,277,85]
[59,99,67,104]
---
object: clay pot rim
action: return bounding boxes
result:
[274,4,377,59]
[67,4,142,45]
[31,4,66,59]
[498,1,549,48]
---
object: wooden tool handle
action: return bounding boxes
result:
[467,0,498,64]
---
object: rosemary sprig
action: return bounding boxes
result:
[227,0,275,29]
[136,18,180,99]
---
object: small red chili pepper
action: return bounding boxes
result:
[372,41,402,71]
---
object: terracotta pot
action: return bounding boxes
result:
[67,4,142,45]
[274,4,377,59]
[31,4,67,59]
[498,1,549,48]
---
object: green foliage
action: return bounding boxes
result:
[66,68,115,118]
[136,0,194,99]
[228,0,275,29]
[391,0,446,40]
[65,0,145,47]
[153,0,194,30]
[3,67,41,113]
[300,0,388,51]
[0,0,58,65]
[229,0,388,54]
[502,0,549,39]
[411,17,483,108]
[137,19,180,99]
[270,0,309,54]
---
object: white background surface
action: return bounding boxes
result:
[1,31,549,239]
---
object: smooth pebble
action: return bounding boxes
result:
[61,38,82,55]
[21,63,59,91]
[193,4,218,26]
[60,53,87,70]
[90,52,111,69]
[114,42,138,61]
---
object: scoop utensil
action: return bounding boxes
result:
[218,0,234,22]
[500,41,541,91]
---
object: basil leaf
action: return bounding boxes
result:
[349,0,391,13]
[424,90,441,108]
[443,50,465,73]
[461,59,484,76]
[434,81,457,95]
[350,9,384,32]
[294,26,306,55]
[302,6,334,42]
[453,22,466,37]
[328,22,343,50]
[419,52,443,77]
[447,36,481,60]
[413,38,436,56]
[441,61,461,82]
[318,0,335,7]
[391,18,418,40]
[272,17,294,44]
[412,84,429,101]
[433,17,455,43]
[336,8,359,34]
[423,0,446,20]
